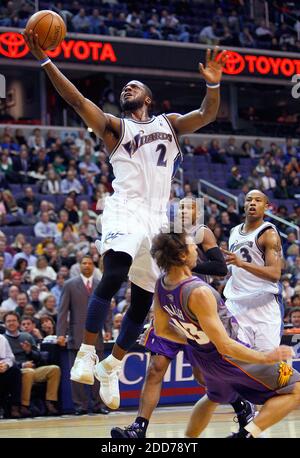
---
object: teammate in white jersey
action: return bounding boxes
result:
[222,189,283,352]
[25,31,228,410]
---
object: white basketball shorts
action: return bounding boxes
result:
[225,293,283,352]
[95,194,167,293]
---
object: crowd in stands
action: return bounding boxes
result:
[0,124,299,418]
[1,0,300,51]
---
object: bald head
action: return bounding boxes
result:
[244,189,269,221]
[246,189,269,204]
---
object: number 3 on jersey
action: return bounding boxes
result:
[156,143,167,167]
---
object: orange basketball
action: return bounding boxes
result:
[25,10,66,51]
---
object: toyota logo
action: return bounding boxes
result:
[0,32,29,59]
[219,51,245,75]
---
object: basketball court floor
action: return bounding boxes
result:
[0,405,299,438]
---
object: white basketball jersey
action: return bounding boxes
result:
[109,114,182,212]
[224,221,280,302]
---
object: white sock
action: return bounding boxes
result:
[80,344,95,352]
[104,353,122,369]
[245,421,262,438]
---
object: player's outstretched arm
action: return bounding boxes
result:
[23,30,119,141]
[153,293,187,345]
[222,228,282,282]
[167,47,228,135]
[189,286,293,364]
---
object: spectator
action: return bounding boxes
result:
[0,254,5,286]
[35,294,58,322]
[34,212,59,239]
[71,8,91,33]
[255,20,273,47]
[13,258,29,283]
[291,295,300,308]
[2,190,22,217]
[36,201,55,222]
[0,285,19,316]
[3,311,60,416]
[28,286,42,312]
[76,212,97,239]
[112,313,123,341]
[199,22,219,44]
[0,239,13,268]
[239,27,256,47]
[50,273,65,305]
[224,137,241,164]
[288,177,300,198]
[247,169,262,190]
[56,255,109,415]
[12,242,37,268]
[117,287,131,314]
[181,137,195,156]
[273,178,291,199]
[0,333,22,419]
[17,187,40,213]
[61,169,83,195]
[209,139,227,164]
[290,307,300,328]
[237,184,249,211]
[227,166,244,189]
[41,169,61,194]
[261,168,276,192]
[78,200,97,223]
[20,316,43,344]
[40,315,56,338]
[21,203,39,226]
[30,256,57,284]
[61,196,79,225]
[15,292,30,318]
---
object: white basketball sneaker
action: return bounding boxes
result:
[70,346,99,385]
[94,358,122,410]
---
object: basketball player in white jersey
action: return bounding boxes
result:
[25,30,228,410]
[222,189,283,352]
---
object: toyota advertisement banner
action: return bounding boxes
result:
[0,30,299,82]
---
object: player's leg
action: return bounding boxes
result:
[95,282,153,409]
[111,354,171,438]
[230,382,300,438]
[70,250,132,385]
[185,395,218,438]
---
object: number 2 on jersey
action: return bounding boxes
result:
[156,143,167,167]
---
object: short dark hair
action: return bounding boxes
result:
[290,307,300,315]
[80,254,93,263]
[3,311,21,323]
[151,230,188,271]
[21,315,35,324]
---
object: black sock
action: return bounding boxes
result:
[230,397,247,414]
[239,427,253,438]
[134,416,149,434]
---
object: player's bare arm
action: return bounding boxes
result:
[23,30,121,151]
[167,47,228,135]
[188,286,292,364]
[222,228,282,282]
[153,293,187,345]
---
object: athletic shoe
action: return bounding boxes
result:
[111,423,146,438]
[94,360,121,410]
[233,400,256,430]
[70,349,99,385]
[227,428,253,439]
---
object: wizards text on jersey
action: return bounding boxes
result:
[230,240,254,252]
[123,132,172,157]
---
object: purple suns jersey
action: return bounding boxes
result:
[156,275,239,354]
